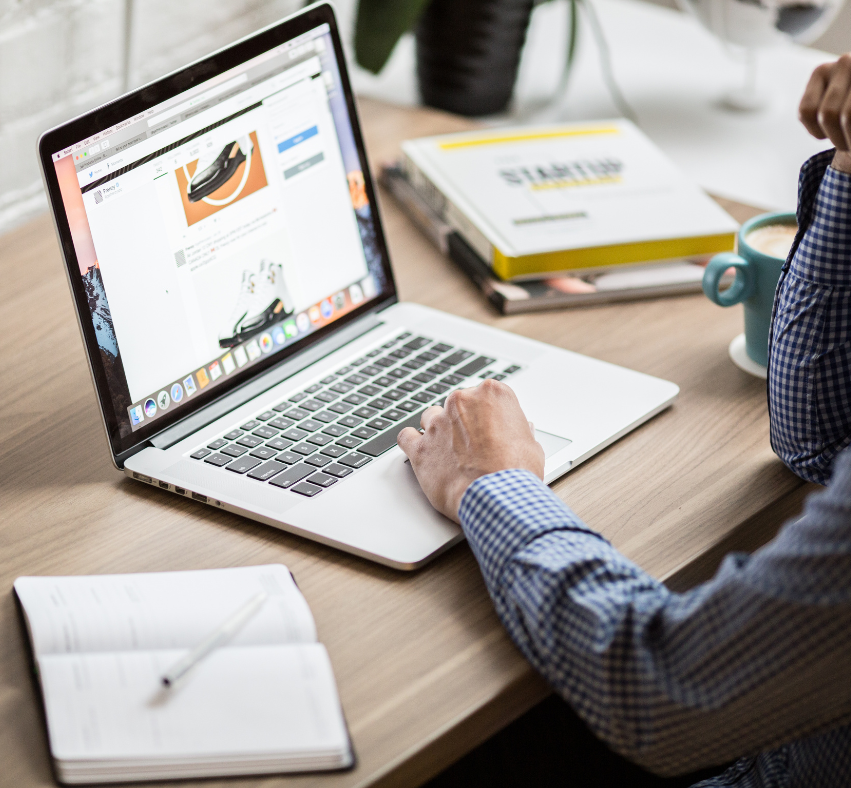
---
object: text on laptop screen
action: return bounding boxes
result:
[51,23,389,435]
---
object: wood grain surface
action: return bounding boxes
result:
[0,98,817,788]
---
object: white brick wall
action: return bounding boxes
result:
[0,0,301,233]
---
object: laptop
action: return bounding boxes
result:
[39,3,678,570]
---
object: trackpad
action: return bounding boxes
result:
[536,429,572,458]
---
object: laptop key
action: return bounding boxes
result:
[291,443,315,456]
[269,464,314,488]
[321,376,336,384]
[300,400,323,412]
[277,450,302,465]
[322,424,348,437]
[307,472,337,488]
[281,428,309,441]
[442,350,474,366]
[320,444,347,458]
[344,374,368,385]
[433,343,453,353]
[288,392,308,403]
[336,365,353,375]
[222,444,249,457]
[250,446,278,460]
[398,401,421,412]
[397,331,412,340]
[388,368,409,379]
[359,409,428,457]
[403,337,430,350]
[382,409,406,421]
[366,350,381,358]
[191,448,212,459]
[358,384,382,396]
[223,430,243,440]
[304,454,332,467]
[375,357,396,368]
[427,364,450,375]
[417,351,440,362]
[266,437,294,451]
[351,357,368,366]
[456,356,496,377]
[324,463,354,478]
[338,415,363,428]
[361,365,383,375]
[273,402,291,412]
[402,358,426,370]
[226,456,262,475]
[384,389,405,401]
[330,382,353,394]
[504,365,521,374]
[299,419,324,432]
[374,376,395,387]
[352,407,377,419]
[328,402,352,414]
[256,411,275,421]
[283,408,310,420]
[366,418,392,431]
[389,348,411,359]
[307,433,333,446]
[413,373,435,384]
[398,381,420,392]
[313,411,337,423]
[441,374,464,386]
[351,426,377,440]
[426,383,450,395]
[412,392,434,404]
[336,436,363,449]
[315,391,337,403]
[368,398,392,410]
[248,460,288,481]
[338,453,372,468]
[268,417,295,430]
[236,435,264,448]
[253,426,277,439]
[207,438,227,450]
[292,482,323,497]
[343,393,368,405]
[204,453,232,467]
[306,383,323,393]
[240,420,260,430]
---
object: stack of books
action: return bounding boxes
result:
[381,120,738,314]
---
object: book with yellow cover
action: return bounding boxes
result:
[400,121,738,281]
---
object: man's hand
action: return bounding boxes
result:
[396,379,545,522]
[800,54,851,174]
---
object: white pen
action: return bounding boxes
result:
[161,591,268,688]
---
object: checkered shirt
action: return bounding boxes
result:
[769,150,851,484]
[458,153,851,788]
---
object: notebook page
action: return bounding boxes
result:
[14,565,316,657]
[39,644,350,763]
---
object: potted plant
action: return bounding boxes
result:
[351,0,579,117]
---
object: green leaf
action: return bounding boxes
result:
[353,0,433,74]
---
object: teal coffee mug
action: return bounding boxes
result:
[702,211,798,370]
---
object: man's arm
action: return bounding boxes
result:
[398,384,851,776]
[768,56,851,484]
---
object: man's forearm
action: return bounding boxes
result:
[460,468,851,775]
[768,150,851,484]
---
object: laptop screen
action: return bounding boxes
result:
[43,9,394,456]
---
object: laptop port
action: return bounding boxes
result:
[133,472,152,483]
[192,492,208,503]
[175,487,186,495]
[158,481,169,489]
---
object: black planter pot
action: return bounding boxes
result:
[415,0,535,117]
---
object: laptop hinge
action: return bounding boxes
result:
[150,312,385,450]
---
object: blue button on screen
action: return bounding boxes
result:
[277,125,319,153]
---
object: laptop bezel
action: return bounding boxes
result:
[38,2,398,468]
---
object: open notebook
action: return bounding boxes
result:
[14,565,353,783]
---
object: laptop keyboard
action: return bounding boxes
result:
[188,331,521,498]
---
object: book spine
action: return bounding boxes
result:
[401,152,496,268]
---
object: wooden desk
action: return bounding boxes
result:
[0,99,817,788]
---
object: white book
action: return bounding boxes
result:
[14,565,353,783]
[401,120,739,281]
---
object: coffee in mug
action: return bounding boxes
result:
[744,223,798,260]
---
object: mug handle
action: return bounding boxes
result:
[702,252,757,307]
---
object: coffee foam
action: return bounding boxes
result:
[745,223,797,260]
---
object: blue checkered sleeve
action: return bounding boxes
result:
[769,151,851,484]
[460,467,851,785]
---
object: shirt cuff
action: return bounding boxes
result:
[458,468,607,584]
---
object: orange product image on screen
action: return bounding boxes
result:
[175,131,268,227]
[348,170,368,210]
[196,367,210,389]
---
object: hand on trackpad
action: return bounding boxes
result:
[535,429,572,458]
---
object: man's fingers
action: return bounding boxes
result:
[420,405,444,432]
[800,64,830,139]
[818,58,851,150]
[528,420,535,436]
[396,426,421,457]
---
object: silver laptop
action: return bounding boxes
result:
[39,3,678,570]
